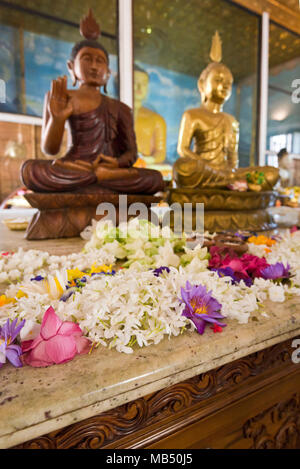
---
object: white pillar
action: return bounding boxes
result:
[118,0,133,109]
[259,11,269,166]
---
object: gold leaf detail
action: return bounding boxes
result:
[210,31,222,63]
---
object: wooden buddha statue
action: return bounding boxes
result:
[21,10,164,195]
[174,32,279,191]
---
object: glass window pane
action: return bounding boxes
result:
[267,23,300,187]
[0,0,118,116]
[0,1,118,204]
[133,0,260,176]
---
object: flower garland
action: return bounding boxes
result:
[0,219,299,366]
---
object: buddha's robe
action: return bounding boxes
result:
[174,110,279,190]
[21,96,164,195]
[174,111,238,188]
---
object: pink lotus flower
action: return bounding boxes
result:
[208,246,223,269]
[221,255,252,284]
[21,307,91,367]
[208,246,270,286]
[239,253,269,278]
[208,246,235,269]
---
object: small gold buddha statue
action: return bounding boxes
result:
[134,64,167,165]
[174,32,279,191]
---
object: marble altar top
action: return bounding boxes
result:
[0,219,299,448]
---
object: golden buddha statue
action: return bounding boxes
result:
[174,32,279,191]
[134,64,167,165]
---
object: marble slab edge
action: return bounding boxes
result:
[1,323,300,449]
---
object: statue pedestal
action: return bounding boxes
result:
[167,188,278,232]
[24,190,161,240]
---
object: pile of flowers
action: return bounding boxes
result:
[246,170,266,187]
[0,218,299,367]
[0,247,115,285]
[209,245,292,287]
[82,218,188,269]
[227,171,266,192]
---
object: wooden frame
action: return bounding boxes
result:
[230,0,300,36]
[13,337,300,449]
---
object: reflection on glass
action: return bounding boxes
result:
[267,23,300,185]
[134,64,167,165]
[134,0,259,171]
[0,1,118,204]
[0,1,118,116]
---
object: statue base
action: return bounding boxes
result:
[167,188,278,232]
[24,190,161,240]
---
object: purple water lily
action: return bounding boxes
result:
[261,262,291,280]
[153,266,171,277]
[30,275,44,281]
[180,281,226,335]
[234,231,257,241]
[211,267,253,287]
[60,287,77,302]
[0,318,25,368]
[211,267,238,285]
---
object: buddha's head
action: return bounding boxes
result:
[67,40,110,90]
[134,64,149,107]
[198,62,233,106]
[198,31,233,108]
[67,10,111,90]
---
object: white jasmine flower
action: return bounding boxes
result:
[268,285,285,302]
[154,242,180,268]
[1,221,300,355]
[19,319,41,341]
[8,269,21,281]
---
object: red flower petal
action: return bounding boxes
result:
[45,335,77,364]
[75,336,92,355]
[23,340,52,367]
[40,307,63,340]
[58,321,82,337]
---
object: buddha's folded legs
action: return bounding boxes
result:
[173,157,234,189]
[98,168,164,194]
[21,159,97,192]
[21,159,164,195]
[174,158,279,191]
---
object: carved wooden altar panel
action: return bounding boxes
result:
[14,337,300,449]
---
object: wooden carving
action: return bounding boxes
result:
[80,9,101,40]
[13,338,300,449]
[243,393,300,449]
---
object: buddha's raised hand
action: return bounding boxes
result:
[48,76,73,121]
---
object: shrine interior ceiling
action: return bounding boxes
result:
[0,0,117,38]
[275,0,300,14]
[1,0,300,82]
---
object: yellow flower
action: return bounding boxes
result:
[44,277,64,299]
[67,268,86,282]
[0,295,16,307]
[16,289,28,299]
[248,235,276,247]
[89,263,113,275]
